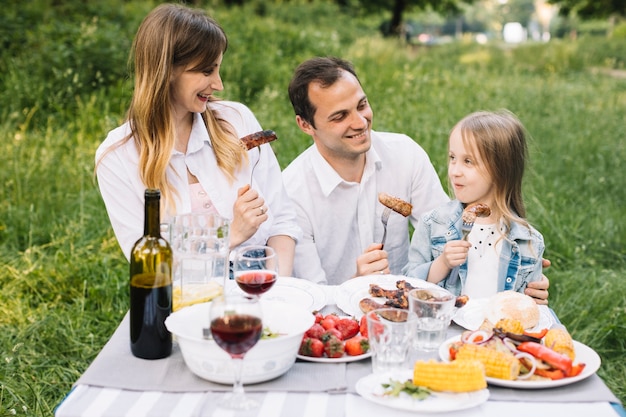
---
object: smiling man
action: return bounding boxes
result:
[282,57,448,285]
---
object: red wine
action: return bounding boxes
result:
[235,271,277,295]
[210,314,262,357]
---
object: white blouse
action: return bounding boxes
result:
[95,101,301,260]
[463,223,504,298]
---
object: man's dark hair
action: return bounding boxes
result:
[288,56,359,128]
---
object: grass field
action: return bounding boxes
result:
[0,2,625,415]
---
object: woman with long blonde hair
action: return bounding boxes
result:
[95,4,299,275]
[403,110,545,297]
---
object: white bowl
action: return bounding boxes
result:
[165,299,314,384]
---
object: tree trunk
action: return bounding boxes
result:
[389,0,408,37]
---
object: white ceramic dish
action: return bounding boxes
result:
[438,335,601,389]
[297,350,372,363]
[452,298,556,332]
[227,276,327,312]
[165,299,315,384]
[356,370,489,412]
[335,274,441,318]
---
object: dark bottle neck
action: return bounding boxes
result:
[144,189,161,238]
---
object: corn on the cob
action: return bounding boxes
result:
[544,328,575,360]
[494,318,524,335]
[455,343,520,380]
[413,360,487,392]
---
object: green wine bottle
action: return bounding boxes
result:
[129,189,173,359]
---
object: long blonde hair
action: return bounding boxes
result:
[99,4,246,212]
[451,110,531,232]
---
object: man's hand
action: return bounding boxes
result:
[525,258,551,305]
[355,243,390,277]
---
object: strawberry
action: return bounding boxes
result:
[304,323,326,340]
[345,335,370,356]
[313,311,324,324]
[323,335,345,358]
[299,337,324,357]
[335,317,359,340]
[321,328,343,341]
[320,314,339,330]
[359,315,368,338]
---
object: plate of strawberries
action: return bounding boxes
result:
[297,313,372,363]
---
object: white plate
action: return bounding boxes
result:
[297,350,372,363]
[438,335,601,389]
[227,276,327,312]
[452,298,556,332]
[356,370,489,412]
[335,274,441,318]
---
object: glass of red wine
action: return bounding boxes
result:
[209,293,263,410]
[233,245,278,296]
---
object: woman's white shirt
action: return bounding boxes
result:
[95,101,300,261]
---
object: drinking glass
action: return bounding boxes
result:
[167,212,230,310]
[408,287,456,351]
[209,293,263,410]
[366,308,418,374]
[233,245,278,296]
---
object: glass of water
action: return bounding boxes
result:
[366,308,418,374]
[408,287,456,351]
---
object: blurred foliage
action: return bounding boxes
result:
[0,0,155,126]
[548,0,626,19]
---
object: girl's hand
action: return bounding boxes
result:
[441,240,472,269]
[230,184,268,247]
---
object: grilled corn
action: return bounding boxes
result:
[494,318,524,335]
[455,343,521,380]
[544,328,575,360]
[413,359,487,392]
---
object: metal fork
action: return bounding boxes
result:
[448,219,474,289]
[380,207,392,249]
[250,147,261,184]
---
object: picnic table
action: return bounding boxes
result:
[55,284,625,417]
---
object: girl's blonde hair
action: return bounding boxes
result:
[451,109,530,232]
[98,4,247,213]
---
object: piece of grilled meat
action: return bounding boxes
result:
[359,280,469,314]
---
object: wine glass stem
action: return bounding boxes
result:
[231,356,245,398]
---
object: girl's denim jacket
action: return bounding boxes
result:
[402,200,544,296]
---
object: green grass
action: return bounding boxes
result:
[1,2,625,415]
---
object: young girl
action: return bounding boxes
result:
[95,4,300,275]
[403,110,544,297]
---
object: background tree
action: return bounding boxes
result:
[353,0,474,37]
[548,0,626,19]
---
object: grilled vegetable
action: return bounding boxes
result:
[523,328,548,339]
[543,328,575,361]
[493,328,542,344]
[455,343,521,380]
[517,341,573,375]
[413,359,487,392]
[494,318,525,335]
